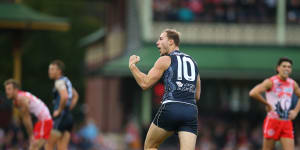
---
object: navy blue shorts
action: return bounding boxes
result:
[53,110,73,132]
[153,102,198,135]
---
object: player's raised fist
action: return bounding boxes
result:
[129,55,140,68]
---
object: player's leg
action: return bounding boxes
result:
[280,120,294,150]
[32,120,52,150]
[29,139,46,150]
[176,103,198,150]
[57,131,71,150]
[262,117,279,150]
[144,123,173,150]
[262,138,276,150]
[44,130,61,150]
[178,131,197,150]
[57,111,73,150]
[280,137,294,150]
[46,111,66,150]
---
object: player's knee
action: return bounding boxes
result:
[144,141,159,149]
[57,142,70,150]
[30,142,41,150]
[144,147,158,150]
[57,139,70,149]
[179,141,195,150]
[180,145,195,150]
[46,138,56,145]
[262,146,274,150]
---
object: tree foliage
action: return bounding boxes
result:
[0,0,105,122]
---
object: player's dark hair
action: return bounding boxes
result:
[276,57,293,73]
[4,79,20,89]
[164,29,180,46]
[50,59,65,74]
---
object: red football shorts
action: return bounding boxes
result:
[33,119,53,140]
[263,117,294,140]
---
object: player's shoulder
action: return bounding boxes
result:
[16,94,29,107]
[287,77,295,83]
[158,55,171,61]
[263,77,272,83]
[288,77,298,87]
[55,78,66,89]
[17,91,29,99]
[157,55,171,63]
[266,75,278,82]
[260,77,272,87]
[155,56,171,69]
[55,79,65,84]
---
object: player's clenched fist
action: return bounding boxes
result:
[129,55,140,68]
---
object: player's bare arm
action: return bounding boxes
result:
[289,81,300,120]
[196,74,201,101]
[54,80,68,117]
[18,96,33,138]
[129,55,170,90]
[69,87,79,110]
[249,79,273,111]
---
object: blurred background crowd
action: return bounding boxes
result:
[153,0,300,23]
[3,112,300,150]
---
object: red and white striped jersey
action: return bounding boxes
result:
[16,91,51,121]
[266,75,295,119]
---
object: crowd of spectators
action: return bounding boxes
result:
[2,112,300,150]
[0,121,28,150]
[153,0,300,23]
[195,115,300,150]
[139,111,300,150]
[0,117,135,150]
[196,115,265,150]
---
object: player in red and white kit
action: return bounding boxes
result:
[249,57,300,150]
[4,79,53,150]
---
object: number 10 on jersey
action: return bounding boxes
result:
[176,56,196,81]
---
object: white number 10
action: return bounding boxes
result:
[176,56,196,81]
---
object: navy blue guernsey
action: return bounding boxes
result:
[162,50,199,105]
[53,76,73,111]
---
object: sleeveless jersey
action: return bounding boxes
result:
[162,50,199,105]
[53,76,73,111]
[17,91,51,121]
[266,75,295,119]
